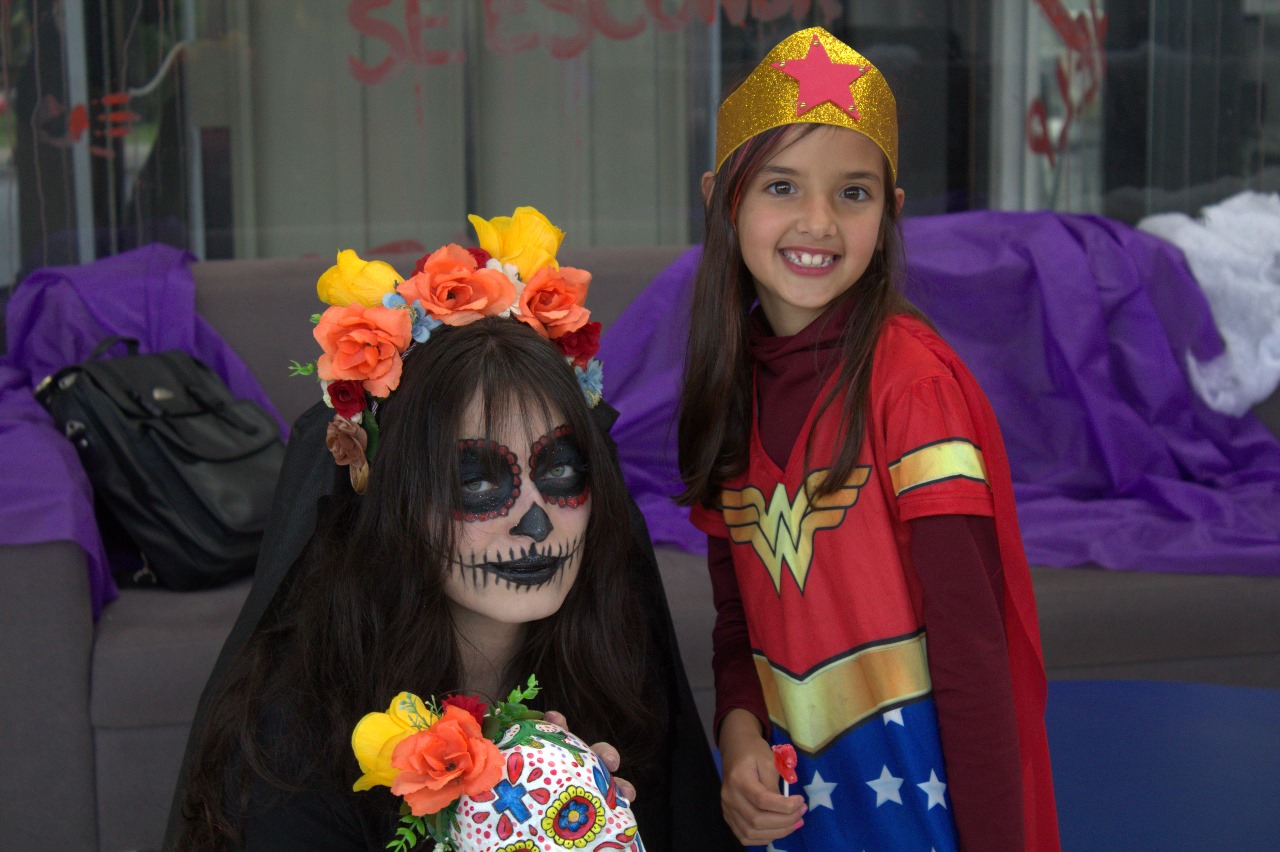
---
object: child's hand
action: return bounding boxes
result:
[542,710,637,801]
[718,709,807,845]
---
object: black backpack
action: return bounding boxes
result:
[36,337,286,590]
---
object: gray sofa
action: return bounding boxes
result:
[3,246,1279,851]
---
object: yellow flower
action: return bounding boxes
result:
[317,249,404,307]
[468,206,565,282]
[351,692,439,792]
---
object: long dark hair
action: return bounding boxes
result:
[677,123,919,507]
[180,318,661,848]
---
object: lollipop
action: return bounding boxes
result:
[771,743,798,796]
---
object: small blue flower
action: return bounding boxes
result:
[409,304,444,343]
[575,359,603,407]
[557,799,591,831]
[381,292,407,309]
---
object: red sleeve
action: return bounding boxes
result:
[706,534,770,742]
[912,513,1024,852]
[888,375,996,522]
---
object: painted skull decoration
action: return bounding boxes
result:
[452,720,643,851]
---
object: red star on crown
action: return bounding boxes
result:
[772,36,868,120]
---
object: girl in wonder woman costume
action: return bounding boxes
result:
[678,28,1059,852]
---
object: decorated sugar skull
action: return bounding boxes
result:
[453,719,643,852]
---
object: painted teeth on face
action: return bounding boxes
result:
[783,249,836,268]
[454,535,584,591]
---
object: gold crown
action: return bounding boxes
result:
[714,27,897,179]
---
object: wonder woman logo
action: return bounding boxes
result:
[721,468,870,594]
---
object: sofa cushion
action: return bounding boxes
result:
[95,723,191,852]
[0,542,98,850]
[1032,565,1280,684]
[194,255,334,428]
[90,578,252,729]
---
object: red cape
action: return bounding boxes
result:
[928,329,1061,851]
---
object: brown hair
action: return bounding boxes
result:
[677,124,921,507]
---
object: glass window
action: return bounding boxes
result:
[4,0,1279,289]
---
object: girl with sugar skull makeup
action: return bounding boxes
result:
[168,224,737,851]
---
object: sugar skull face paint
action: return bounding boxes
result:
[456,439,522,522]
[530,425,590,508]
[445,393,590,627]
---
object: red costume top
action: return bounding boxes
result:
[693,313,1059,851]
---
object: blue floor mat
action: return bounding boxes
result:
[1047,680,1280,851]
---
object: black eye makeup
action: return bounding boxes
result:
[455,439,521,521]
[530,425,589,508]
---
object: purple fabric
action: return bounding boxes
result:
[600,211,1280,575]
[0,244,286,618]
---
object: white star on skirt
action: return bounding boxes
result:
[917,769,948,810]
[866,765,904,806]
[804,769,837,810]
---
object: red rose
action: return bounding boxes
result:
[441,694,488,727]
[556,321,601,368]
[327,379,367,419]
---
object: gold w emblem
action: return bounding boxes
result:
[721,468,869,594]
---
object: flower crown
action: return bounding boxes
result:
[292,207,604,493]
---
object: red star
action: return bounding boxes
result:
[772,37,867,119]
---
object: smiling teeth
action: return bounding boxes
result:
[784,250,835,268]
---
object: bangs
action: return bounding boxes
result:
[726,124,824,222]
[474,363,583,444]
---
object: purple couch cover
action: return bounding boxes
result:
[0,244,285,618]
[601,212,1280,575]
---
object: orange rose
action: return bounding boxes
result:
[313,303,412,398]
[517,265,591,339]
[399,244,516,326]
[389,705,504,816]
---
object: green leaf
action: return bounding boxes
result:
[504,674,541,706]
[288,360,316,376]
[385,814,430,852]
[310,313,323,324]
[364,412,382,461]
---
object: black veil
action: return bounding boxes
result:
[165,399,739,851]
